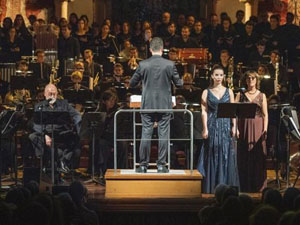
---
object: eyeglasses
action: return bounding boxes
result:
[246,76,256,80]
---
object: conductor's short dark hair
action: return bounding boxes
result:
[150,37,164,52]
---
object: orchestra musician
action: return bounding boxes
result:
[139,27,153,59]
[97,23,119,74]
[267,50,288,90]
[67,71,89,91]
[65,70,90,115]
[29,49,51,87]
[29,84,82,173]
[218,49,237,88]
[125,46,142,76]
[257,64,274,97]
[58,24,80,77]
[83,49,102,89]
[5,60,31,105]
[168,47,184,78]
[91,90,126,185]
[112,63,125,85]
[175,72,202,103]
[219,49,231,75]
[119,39,132,62]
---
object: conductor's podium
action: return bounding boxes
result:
[105,169,203,198]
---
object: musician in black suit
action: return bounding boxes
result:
[58,24,80,77]
[129,37,183,173]
[29,49,51,87]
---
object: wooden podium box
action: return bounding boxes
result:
[178,48,209,64]
[105,169,203,198]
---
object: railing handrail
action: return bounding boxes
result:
[113,108,194,174]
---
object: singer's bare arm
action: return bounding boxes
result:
[262,93,268,134]
[201,89,208,139]
[229,89,236,137]
[234,92,241,137]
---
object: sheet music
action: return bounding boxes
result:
[130,95,176,106]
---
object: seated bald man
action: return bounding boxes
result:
[29,84,82,174]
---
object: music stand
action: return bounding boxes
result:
[10,75,36,91]
[280,107,300,188]
[80,112,106,183]
[34,110,71,185]
[63,89,93,104]
[0,110,22,189]
[217,103,257,149]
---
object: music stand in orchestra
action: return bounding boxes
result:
[80,112,106,184]
[280,106,300,188]
[34,110,71,185]
[10,75,35,91]
[63,89,93,104]
[0,109,23,189]
[217,103,257,148]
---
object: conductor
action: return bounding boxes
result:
[129,37,183,173]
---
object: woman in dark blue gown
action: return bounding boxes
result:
[197,64,239,193]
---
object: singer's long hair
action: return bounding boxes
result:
[209,64,226,88]
[241,70,260,90]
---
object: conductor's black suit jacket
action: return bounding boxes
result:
[129,55,183,109]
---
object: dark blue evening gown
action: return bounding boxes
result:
[197,88,240,193]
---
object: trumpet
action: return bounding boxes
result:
[128,56,138,70]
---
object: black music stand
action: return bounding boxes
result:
[0,110,22,189]
[80,112,106,183]
[217,103,257,148]
[34,111,71,185]
[280,107,300,188]
[10,75,35,91]
[63,89,93,104]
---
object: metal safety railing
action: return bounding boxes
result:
[113,109,194,174]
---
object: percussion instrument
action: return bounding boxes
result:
[178,48,209,64]
[0,63,16,83]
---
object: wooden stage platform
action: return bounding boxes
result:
[105,169,202,199]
